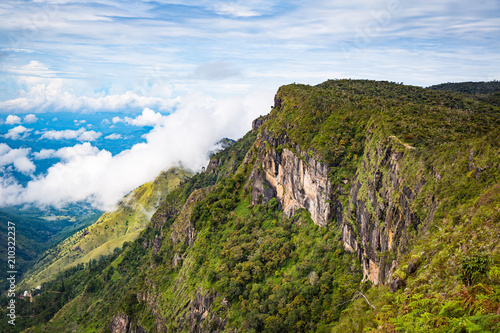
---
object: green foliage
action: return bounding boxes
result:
[0,206,101,292]
[0,251,121,333]
[428,81,500,95]
[460,254,490,287]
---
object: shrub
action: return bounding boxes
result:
[459,253,490,286]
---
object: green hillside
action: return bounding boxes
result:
[3,79,500,332]
[0,205,101,292]
[428,81,500,95]
[428,81,500,107]
[20,167,191,290]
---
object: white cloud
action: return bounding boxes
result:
[41,128,85,140]
[211,2,261,17]
[0,90,273,209]
[0,143,36,174]
[4,126,32,140]
[77,130,102,141]
[52,142,101,161]
[33,149,56,159]
[40,128,102,141]
[105,133,122,140]
[0,63,181,112]
[23,114,38,123]
[8,60,57,78]
[114,108,166,127]
[2,48,36,53]
[5,115,22,125]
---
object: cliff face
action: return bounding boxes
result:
[249,130,333,227]
[340,135,434,285]
[249,111,436,285]
[248,131,418,284]
[109,312,146,333]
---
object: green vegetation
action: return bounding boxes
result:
[0,250,122,333]
[18,166,362,333]
[0,205,101,292]
[5,79,500,332]
[428,81,500,95]
[20,167,191,289]
[429,81,500,107]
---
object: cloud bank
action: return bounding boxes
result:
[0,76,180,112]
[0,91,273,209]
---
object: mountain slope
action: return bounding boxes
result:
[8,79,500,332]
[428,80,500,95]
[0,205,101,292]
[20,167,191,289]
[428,81,500,107]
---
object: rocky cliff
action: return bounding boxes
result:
[249,129,333,227]
[247,126,429,285]
[340,134,435,285]
[246,86,451,287]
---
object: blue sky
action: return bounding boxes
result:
[0,0,498,112]
[0,0,499,209]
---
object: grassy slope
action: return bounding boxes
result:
[20,167,191,289]
[14,80,500,332]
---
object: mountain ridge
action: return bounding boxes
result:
[3,79,499,332]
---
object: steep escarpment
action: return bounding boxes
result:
[340,133,429,285]
[251,80,500,290]
[249,129,333,226]
[14,79,500,333]
[248,124,425,285]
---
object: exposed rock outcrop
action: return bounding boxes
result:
[176,291,226,333]
[109,312,146,333]
[340,136,431,285]
[171,187,213,246]
[252,115,268,133]
[249,131,333,227]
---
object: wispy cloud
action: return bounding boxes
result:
[104,133,122,140]
[0,0,497,103]
[194,61,242,80]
